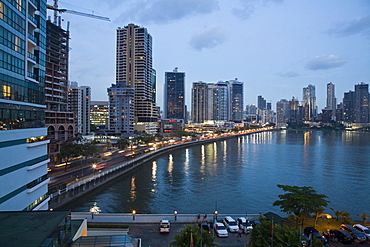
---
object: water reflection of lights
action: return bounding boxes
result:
[304,131,310,146]
[152,161,157,180]
[213,142,217,162]
[184,149,189,174]
[151,161,157,194]
[168,154,173,174]
[201,145,205,165]
[130,176,136,200]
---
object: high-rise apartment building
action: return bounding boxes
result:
[68,82,91,135]
[354,83,369,123]
[0,0,50,211]
[45,20,75,162]
[164,67,185,119]
[343,91,355,123]
[276,99,290,127]
[326,82,336,120]
[342,83,369,124]
[230,79,243,122]
[116,24,157,123]
[191,81,208,123]
[90,101,108,130]
[257,95,266,110]
[107,83,135,135]
[303,84,317,121]
[208,82,229,121]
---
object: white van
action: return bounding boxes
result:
[160,220,170,233]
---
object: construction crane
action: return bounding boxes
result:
[47,0,110,24]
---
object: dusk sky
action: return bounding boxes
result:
[48,0,370,111]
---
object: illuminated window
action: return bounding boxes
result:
[16,0,22,11]
[15,36,20,52]
[0,2,3,19]
[3,85,11,99]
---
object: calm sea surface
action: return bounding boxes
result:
[65,130,370,218]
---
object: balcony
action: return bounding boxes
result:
[27,71,37,80]
[28,13,37,26]
[28,32,37,44]
[27,52,37,62]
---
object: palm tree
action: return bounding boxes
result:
[358,213,369,223]
[330,208,342,221]
[314,207,325,227]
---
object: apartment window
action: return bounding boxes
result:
[2,85,11,99]
[0,2,3,19]
[16,0,22,12]
[14,36,20,51]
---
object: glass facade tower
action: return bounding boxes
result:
[164,67,185,119]
[0,0,50,211]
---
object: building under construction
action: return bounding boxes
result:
[45,20,75,163]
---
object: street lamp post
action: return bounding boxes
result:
[174,211,178,221]
[90,202,100,219]
[214,211,218,221]
[132,210,136,221]
[92,164,97,175]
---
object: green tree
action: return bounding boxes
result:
[81,141,97,166]
[116,138,129,150]
[59,142,82,171]
[330,208,342,221]
[273,185,329,227]
[170,225,218,247]
[358,213,370,223]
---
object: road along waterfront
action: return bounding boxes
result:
[64,130,370,219]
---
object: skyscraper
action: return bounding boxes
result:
[107,83,135,135]
[303,84,317,121]
[326,82,336,120]
[257,95,266,109]
[354,83,369,123]
[164,67,185,119]
[68,82,91,135]
[45,20,75,162]
[276,99,290,127]
[116,24,157,123]
[208,82,229,121]
[0,0,50,211]
[191,81,208,123]
[230,79,244,122]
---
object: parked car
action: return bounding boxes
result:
[199,222,211,234]
[340,224,367,243]
[328,229,353,244]
[214,222,228,237]
[303,227,327,244]
[251,220,261,227]
[223,216,239,232]
[237,217,253,233]
[159,220,170,233]
[353,224,370,240]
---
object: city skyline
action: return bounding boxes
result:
[48,0,370,111]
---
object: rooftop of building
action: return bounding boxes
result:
[0,210,71,247]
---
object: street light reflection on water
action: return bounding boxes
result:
[65,131,370,218]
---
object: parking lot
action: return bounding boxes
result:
[127,223,250,247]
[126,223,370,247]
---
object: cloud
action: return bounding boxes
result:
[189,26,227,51]
[306,55,347,71]
[232,0,284,20]
[327,16,370,38]
[232,3,255,20]
[114,0,219,25]
[277,70,300,78]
